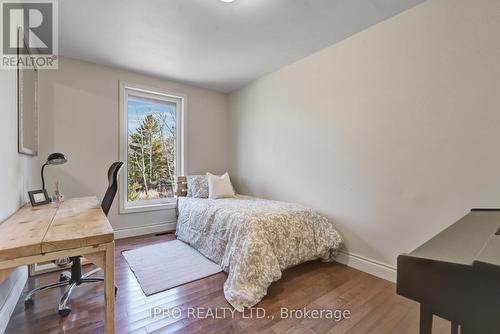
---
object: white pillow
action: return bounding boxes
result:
[207,172,236,199]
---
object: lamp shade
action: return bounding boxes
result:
[47,153,67,165]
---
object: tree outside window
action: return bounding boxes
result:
[127,96,176,202]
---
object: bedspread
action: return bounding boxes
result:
[176,195,343,311]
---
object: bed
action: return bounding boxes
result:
[176,194,344,312]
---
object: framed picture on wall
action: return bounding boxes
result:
[17,27,39,156]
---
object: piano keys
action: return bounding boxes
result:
[397,209,500,334]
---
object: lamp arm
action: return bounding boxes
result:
[41,163,48,190]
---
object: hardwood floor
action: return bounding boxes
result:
[6,233,450,334]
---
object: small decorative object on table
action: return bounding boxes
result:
[28,189,50,206]
[54,180,64,202]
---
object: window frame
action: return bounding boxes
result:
[119,81,187,214]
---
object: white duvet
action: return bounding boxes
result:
[176,195,343,311]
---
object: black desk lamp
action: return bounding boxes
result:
[41,153,67,190]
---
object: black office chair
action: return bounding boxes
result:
[24,162,124,317]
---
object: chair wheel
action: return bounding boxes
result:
[24,298,34,308]
[58,308,71,317]
[59,272,71,282]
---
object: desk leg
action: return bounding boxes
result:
[420,304,433,334]
[0,268,15,285]
[104,242,115,334]
[451,322,459,334]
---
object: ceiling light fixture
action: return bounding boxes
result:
[220,0,235,2]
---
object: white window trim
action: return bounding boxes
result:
[119,81,188,214]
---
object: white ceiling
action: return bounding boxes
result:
[59,0,424,92]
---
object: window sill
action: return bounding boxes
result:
[119,201,177,214]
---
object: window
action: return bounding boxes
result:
[119,82,186,213]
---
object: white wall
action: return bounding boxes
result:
[0,70,34,332]
[38,57,229,235]
[0,68,34,226]
[229,0,500,275]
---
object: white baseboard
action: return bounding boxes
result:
[335,250,396,282]
[114,221,177,239]
[114,223,397,282]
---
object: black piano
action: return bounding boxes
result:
[397,209,500,334]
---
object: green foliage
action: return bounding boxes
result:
[127,114,176,201]
[127,182,140,201]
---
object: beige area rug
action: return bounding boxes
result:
[122,240,222,296]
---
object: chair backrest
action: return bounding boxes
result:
[101,162,124,216]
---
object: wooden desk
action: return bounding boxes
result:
[0,196,115,333]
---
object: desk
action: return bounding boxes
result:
[0,196,115,333]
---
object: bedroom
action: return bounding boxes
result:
[0,0,499,333]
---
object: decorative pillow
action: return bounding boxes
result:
[187,175,209,198]
[207,172,236,199]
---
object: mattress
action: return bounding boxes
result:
[176,195,343,311]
